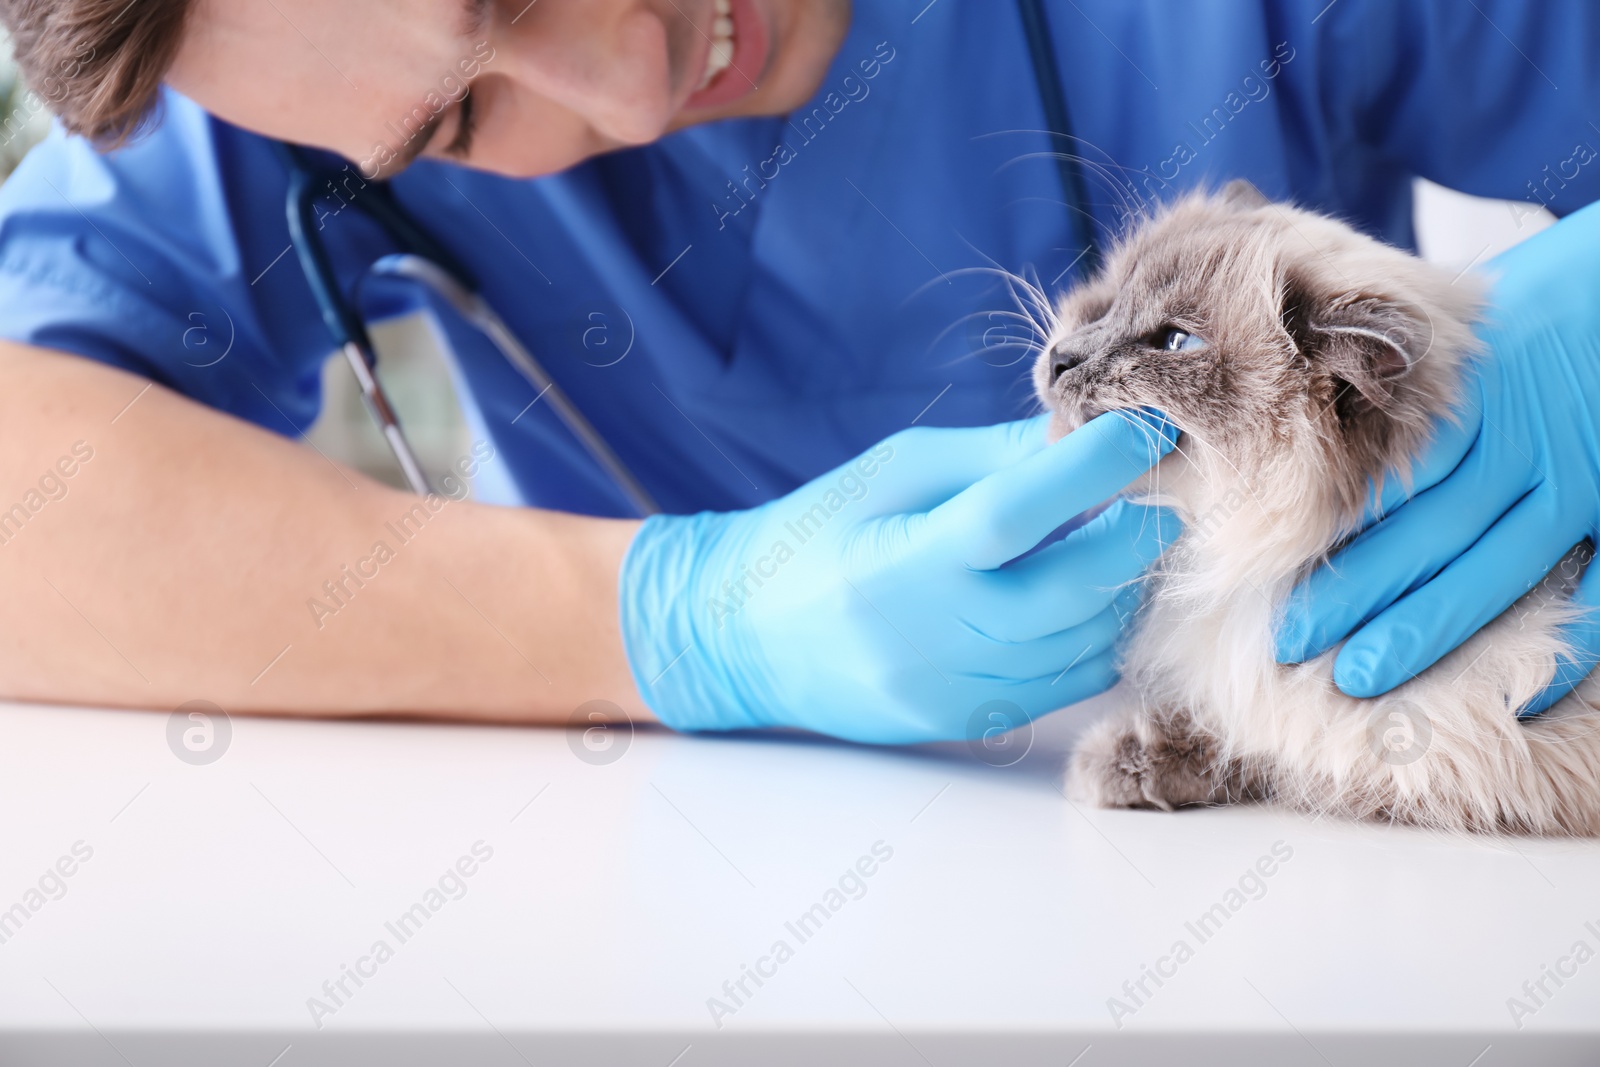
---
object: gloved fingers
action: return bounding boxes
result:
[967,595,1125,680]
[1364,396,1482,520]
[830,647,1122,745]
[950,647,1123,742]
[1276,435,1534,664]
[1521,545,1600,716]
[932,408,1179,570]
[1332,486,1587,698]
[1483,196,1600,304]
[855,414,1054,516]
[1000,646,1123,723]
[967,500,1177,641]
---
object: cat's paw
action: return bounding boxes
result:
[1067,713,1224,812]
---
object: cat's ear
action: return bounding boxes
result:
[1217,179,1270,210]
[1281,279,1423,412]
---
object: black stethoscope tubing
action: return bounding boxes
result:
[276,1,1091,512]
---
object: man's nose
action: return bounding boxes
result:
[1051,347,1089,383]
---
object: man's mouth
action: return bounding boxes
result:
[698,0,736,89]
[684,0,769,111]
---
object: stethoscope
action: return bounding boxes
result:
[277,0,1089,516]
[275,140,661,515]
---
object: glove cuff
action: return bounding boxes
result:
[618,511,768,733]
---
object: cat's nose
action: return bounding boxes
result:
[1050,347,1088,383]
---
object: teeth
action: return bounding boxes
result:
[698,0,736,91]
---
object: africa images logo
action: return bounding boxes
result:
[1366,697,1432,767]
[567,700,633,766]
[167,700,232,766]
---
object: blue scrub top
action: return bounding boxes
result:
[1,0,1597,516]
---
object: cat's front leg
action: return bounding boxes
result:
[1068,707,1267,811]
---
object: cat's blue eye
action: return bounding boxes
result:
[1160,328,1206,352]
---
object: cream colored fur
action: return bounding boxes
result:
[1040,189,1600,835]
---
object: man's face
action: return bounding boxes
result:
[169,0,851,178]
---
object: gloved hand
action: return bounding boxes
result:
[1276,200,1600,713]
[620,411,1180,743]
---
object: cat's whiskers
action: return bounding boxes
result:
[914,264,1062,372]
[981,130,1155,240]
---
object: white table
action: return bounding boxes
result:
[1,696,1597,1066]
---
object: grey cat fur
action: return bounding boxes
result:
[1035,182,1600,835]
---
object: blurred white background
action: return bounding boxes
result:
[1414,177,1554,270]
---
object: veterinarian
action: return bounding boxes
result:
[0,0,1596,742]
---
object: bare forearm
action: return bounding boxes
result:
[0,342,649,722]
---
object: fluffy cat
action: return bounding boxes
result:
[1035,181,1600,835]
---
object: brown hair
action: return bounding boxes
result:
[2,0,194,144]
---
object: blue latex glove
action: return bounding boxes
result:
[1276,200,1600,713]
[620,411,1180,743]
